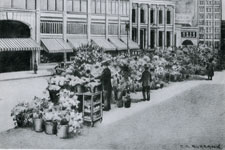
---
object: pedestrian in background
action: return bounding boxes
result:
[206,58,214,80]
[140,64,152,101]
[34,60,38,74]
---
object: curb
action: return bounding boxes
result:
[0,74,52,82]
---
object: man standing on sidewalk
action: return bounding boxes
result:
[140,64,152,101]
[34,60,38,74]
[99,61,112,111]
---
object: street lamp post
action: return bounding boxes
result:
[126,22,130,57]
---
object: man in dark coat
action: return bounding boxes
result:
[100,61,112,111]
[34,60,38,74]
[206,58,214,80]
[140,64,152,101]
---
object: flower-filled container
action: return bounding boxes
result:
[57,119,69,139]
[57,125,69,139]
[45,121,57,135]
[33,118,44,132]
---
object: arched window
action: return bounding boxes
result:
[167,10,171,24]
[150,9,154,24]
[141,9,145,23]
[132,9,136,23]
[159,9,163,24]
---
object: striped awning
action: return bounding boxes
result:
[0,38,41,52]
[108,37,127,50]
[92,38,116,51]
[120,37,139,50]
[41,39,73,53]
[68,38,89,49]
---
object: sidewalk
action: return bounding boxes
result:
[0,63,56,81]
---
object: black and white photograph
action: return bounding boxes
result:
[0,0,224,149]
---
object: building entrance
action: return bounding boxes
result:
[0,20,32,73]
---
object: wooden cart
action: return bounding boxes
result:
[82,92,103,127]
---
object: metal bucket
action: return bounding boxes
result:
[45,121,57,135]
[57,125,69,139]
[33,118,43,132]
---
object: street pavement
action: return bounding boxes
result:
[0,71,225,149]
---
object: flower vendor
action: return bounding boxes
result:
[97,60,112,111]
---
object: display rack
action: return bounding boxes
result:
[82,92,103,127]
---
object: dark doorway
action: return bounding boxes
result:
[150,30,155,49]
[140,29,146,49]
[182,40,194,46]
[167,31,171,47]
[0,20,31,73]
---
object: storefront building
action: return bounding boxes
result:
[0,0,139,72]
[131,0,176,50]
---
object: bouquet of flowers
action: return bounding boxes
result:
[11,102,33,127]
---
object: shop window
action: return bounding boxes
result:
[159,31,163,47]
[120,24,126,35]
[96,0,101,13]
[67,23,87,34]
[109,24,118,35]
[167,10,171,24]
[115,0,118,14]
[140,9,145,23]
[159,10,163,24]
[13,0,26,9]
[167,31,171,47]
[126,1,129,15]
[150,9,154,24]
[132,9,136,23]
[91,23,105,35]
[41,21,63,34]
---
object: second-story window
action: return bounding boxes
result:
[167,10,171,24]
[140,9,145,23]
[159,10,163,24]
[150,9,154,24]
[132,9,136,23]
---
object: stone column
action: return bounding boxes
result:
[63,0,67,63]
[105,0,109,39]
[34,0,40,66]
[87,0,92,41]
[137,3,141,45]
[118,0,121,38]
[155,5,158,47]
[147,4,151,49]
[129,0,132,39]
[172,5,175,49]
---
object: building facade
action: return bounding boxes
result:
[0,0,140,72]
[197,0,222,49]
[131,0,176,50]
